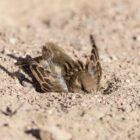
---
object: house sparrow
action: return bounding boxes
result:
[16,55,68,92]
[68,35,102,93]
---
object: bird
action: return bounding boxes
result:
[15,50,69,93]
[67,35,102,93]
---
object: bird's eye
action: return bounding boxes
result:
[42,46,47,51]
[81,84,88,93]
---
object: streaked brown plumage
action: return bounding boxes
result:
[68,35,102,92]
[16,55,68,92]
[15,35,102,93]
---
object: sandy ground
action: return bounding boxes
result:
[0,0,140,140]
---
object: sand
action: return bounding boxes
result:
[0,0,140,140]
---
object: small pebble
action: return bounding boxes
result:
[9,37,17,44]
